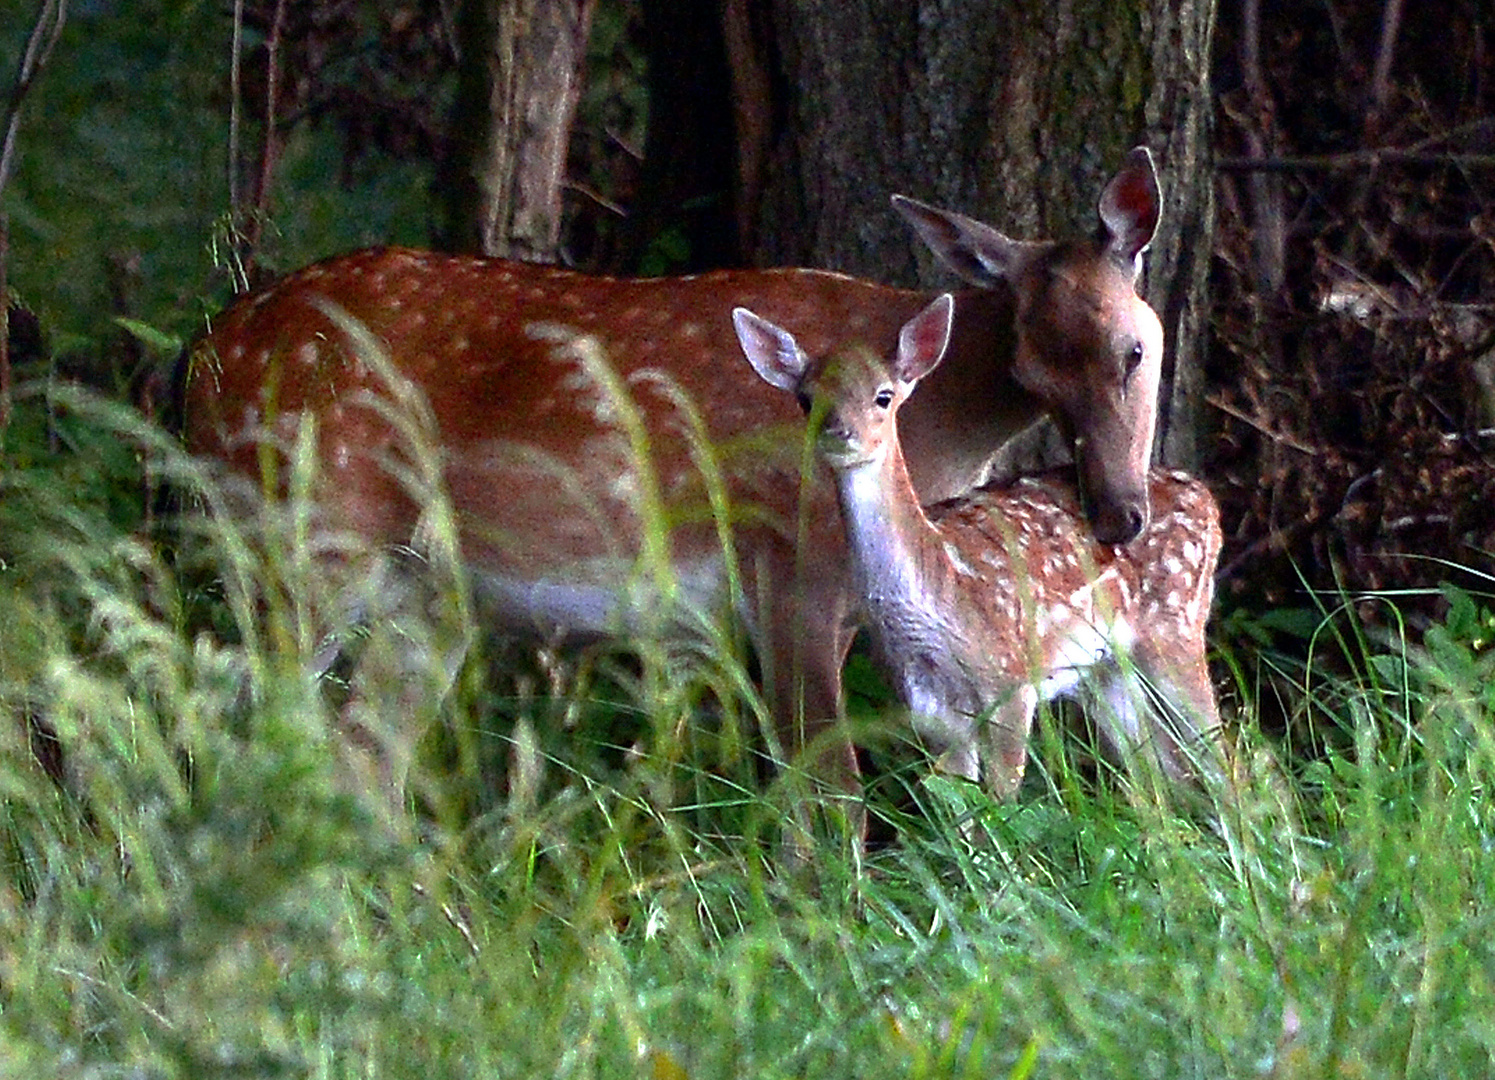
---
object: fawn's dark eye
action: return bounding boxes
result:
[874,387,895,409]
[1124,341,1145,380]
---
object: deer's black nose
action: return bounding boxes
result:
[1091,498,1147,546]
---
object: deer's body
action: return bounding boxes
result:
[182,150,1167,802]
[734,297,1223,796]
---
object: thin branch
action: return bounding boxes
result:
[0,219,9,431]
[1206,393,1321,455]
[0,0,66,198]
[1368,0,1405,126]
[229,0,243,219]
[0,0,68,432]
[1237,0,1286,296]
[248,0,288,259]
[1218,151,1495,173]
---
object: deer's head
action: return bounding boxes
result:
[893,147,1164,544]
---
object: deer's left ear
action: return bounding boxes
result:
[1098,146,1161,272]
[894,293,954,386]
[733,307,808,392]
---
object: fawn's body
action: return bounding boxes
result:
[734,296,1223,795]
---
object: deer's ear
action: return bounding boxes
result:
[892,194,1046,287]
[1098,146,1161,270]
[733,307,807,392]
[894,294,954,386]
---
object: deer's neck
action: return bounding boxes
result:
[833,444,954,631]
[898,288,1038,504]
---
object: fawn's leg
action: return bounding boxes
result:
[1085,642,1224,790]
[978,684,1039,800]
[1132,639,1227,786]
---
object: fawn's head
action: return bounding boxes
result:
[892,147,1164,544]
[732,295,955,472]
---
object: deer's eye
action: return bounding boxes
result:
[874,387,895,409]
[1124,341,1145,380]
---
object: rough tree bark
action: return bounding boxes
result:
[438,0,596,260]
[724,0,1216,470]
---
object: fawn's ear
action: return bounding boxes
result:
[1097,145,1161,274]
[894,293,954,386]
[732,307,808,392]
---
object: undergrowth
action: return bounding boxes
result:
[1,378,1493,1079]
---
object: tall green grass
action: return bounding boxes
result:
[1,369,1493,1078]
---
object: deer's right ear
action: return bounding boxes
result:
[891,194,1045,287]
[732,307,807,392]
[894,293,954,385]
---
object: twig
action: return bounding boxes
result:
[248,0,288,260]
[1218,150,1495,172]
[0,0,68,431]
[52,966,176,1031]
[1368,0,1405,132]
[0,0,66,197]
[1216,516,1316,588]
[229,0,242,220]
[1238,0,1286,296]
[1206,393,1321,455]
[0,218,9,431]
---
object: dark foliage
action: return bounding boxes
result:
[1211,0,1495,630]
[235,0,647,269]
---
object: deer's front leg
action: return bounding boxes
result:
[750,551,865,845]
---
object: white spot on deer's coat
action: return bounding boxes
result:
[1039,603,1071,635]
[296,342,318,367]
[943,541,978,578]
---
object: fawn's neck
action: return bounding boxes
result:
[832,437,951,620]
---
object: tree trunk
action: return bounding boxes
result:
[614,0,741,273]
[438,0,596,260]
[726,0,1216,469]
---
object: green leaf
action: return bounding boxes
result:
[112,316,181,355]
